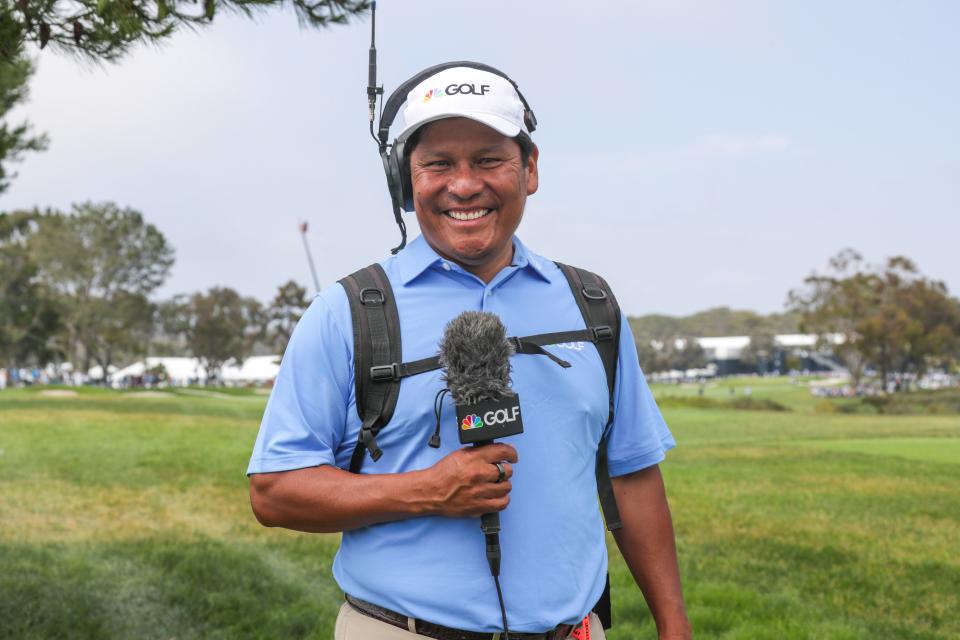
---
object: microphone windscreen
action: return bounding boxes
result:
[438,311,515,406]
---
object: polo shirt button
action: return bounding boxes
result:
[442,262,451,271]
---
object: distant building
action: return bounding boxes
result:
[695,334,845,376]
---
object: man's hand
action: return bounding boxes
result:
[424,443,517,517]
[249,444,517,533]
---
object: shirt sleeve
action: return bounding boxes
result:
[246,288,354,475]
[604,311,676,477]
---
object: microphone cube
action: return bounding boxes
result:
[456,395,524,445]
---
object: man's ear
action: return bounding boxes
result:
[525,145,539,195]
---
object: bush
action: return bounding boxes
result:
[817,389,960,415]
[657,395,789,412]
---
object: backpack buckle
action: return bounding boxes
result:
[582,286,607,301]
[359,287,385,305]
[591,325,613,342]
[370,363,400,382]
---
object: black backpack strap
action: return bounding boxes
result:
[555,262,623,532]
[556,263,622,631]
[338,264,403,473]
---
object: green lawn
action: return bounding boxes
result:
[1,385,958,639]
[802,437,960,465]
[651,376,824,413]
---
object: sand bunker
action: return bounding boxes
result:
[38,389,79,398]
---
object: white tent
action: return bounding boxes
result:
[87,364,119,380]
[109,357,208,387]
[221,355,281,384]
[108,355,280,387]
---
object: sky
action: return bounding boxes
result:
[3,0,958,316]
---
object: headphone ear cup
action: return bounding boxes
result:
[382,145,407,212]
[524,110,537,134]
[393,140,415,212]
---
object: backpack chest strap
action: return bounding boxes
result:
[363,326,616,382]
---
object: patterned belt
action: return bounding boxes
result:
[345,595,576,640]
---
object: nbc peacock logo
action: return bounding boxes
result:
[423,87,444,102]
[460,414,484,430]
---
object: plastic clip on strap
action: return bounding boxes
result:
[591,326,613,342]
[370,363,400,382]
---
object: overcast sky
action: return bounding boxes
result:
[4,0,958,316]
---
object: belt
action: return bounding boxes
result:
[345,595,576,640]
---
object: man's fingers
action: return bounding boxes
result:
[489,461,513,483]
[476,494,510,514]
[480,480,511,497]
[472,443,518,463]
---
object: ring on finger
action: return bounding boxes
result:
[493,462,506,484]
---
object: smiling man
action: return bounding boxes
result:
[247,65,691,640]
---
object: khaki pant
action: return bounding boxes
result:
[334,602,606,640]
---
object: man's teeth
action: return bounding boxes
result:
[446,209,490,221]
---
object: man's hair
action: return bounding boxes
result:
[404,126,535,170]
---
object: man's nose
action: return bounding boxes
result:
[446,163,484,200]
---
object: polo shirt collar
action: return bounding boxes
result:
[395,234,552,285]
[510,236,552,283]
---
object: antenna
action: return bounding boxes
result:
[363,2,405,255]
[298,221,321,294]
[367,1,383,145]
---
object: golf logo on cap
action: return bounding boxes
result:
[423,83,491,102]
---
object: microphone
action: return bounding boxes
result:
[437,311,523,563]
[438,311,522,638]
[438,311,524,447]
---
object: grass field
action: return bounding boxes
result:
[1,383,958,639]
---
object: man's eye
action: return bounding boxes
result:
[426,160,449,168]
[478,157,502,166]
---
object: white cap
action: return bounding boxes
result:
[396,66,529,142]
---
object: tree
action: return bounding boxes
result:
[0,209,60,366]
[635,336,707,373]
[789,249,960,388]
[169,287,264,383]
[740,329,778,373]
[635,335,660,373]
[265,279,309,354]
[788,250,877,387]
[0,51,47,193]
[860,258,960,380]
[660,337,708,372]
[629,307,800,340]
[1,0,370,63]
[29,202,174,376]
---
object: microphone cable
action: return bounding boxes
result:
[483,513,511,639]
[476,443,512,640]
[494,572,510,640]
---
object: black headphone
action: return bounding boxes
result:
[376,61,538,253]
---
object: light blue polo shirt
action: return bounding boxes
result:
[247,234,675,633]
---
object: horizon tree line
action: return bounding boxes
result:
[3,204,960,387]
[0,202,310,382]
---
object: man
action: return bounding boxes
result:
[248,65,691,640]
